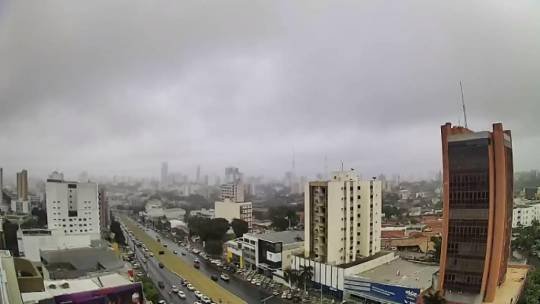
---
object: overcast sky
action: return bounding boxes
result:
[0,1,539,181]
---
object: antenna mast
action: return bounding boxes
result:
[460,81,468,128]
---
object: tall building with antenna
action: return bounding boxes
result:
[439,122,520,303]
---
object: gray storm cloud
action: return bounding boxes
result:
[0,0,539,180]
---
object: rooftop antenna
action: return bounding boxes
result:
[460,80,468,128]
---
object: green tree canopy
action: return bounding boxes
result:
[231,219,249,238]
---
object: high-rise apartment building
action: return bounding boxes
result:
[17,169,28,201]
[220,183,245,203]
[161,162,168,187]
[98,186,110,232]
[304,170,382,265]
[46,172,100,240]
[0,167,3,204]
[439,123,513,303]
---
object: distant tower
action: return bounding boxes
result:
[0,167,3,204]
[161,162,168,187]
[17,169,28,201]
[196,165,201,183]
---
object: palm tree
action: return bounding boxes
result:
[422,290,447,304]
[300,266,314,293]
[284,268,300,288]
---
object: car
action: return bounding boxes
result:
[159,250,165,255]
[193,263,200,269]
[281,292,287,299]
[163,244,168,248]
[177,291,186,299]
[251,279,257,284]
[211,274,218,281]
[158,281,165,289]
[171,285,179,293]
[159,262,164,268]
[149,253,154,257]
[201,296,211,304]
[181,251,186,256]
[193,302,201,304]
[220,273,230,281]
[192,249,200,254]
[173,250,178,254]
[194,291,202,299]
[181,280,188,286]
[158,300,166,304]
[187,284,195,291]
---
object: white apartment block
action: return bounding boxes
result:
[513,203,540,228]
[304,170,382,265]
[46,173,100,240]
[220,183,244,202]
[214,199,252,228]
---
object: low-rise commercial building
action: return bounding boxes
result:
[343,258,438,304]
[225,230,304,277]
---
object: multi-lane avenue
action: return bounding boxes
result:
[120,215,282,304]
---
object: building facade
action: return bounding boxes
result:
[98,186,110,232]
[439,123,513,303]
[12,169,29,213]
[304,170,382,265]
[214,199,252,228]
[46,172,100,240]
[512,203,540,228]
[220,183,245,202]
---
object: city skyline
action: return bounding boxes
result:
[1,1,539,179]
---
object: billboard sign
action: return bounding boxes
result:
[266,251,282,262]
[53,283,144,304]
[344,278,420,304]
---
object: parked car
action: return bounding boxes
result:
[158,281,165,289]
[173,250,178,254]
[211,275,218,281]
[187,284,195,291]
[177,291,186,299]
[159,262,164,269]
[159,250,165,255]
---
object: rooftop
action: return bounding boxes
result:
[349,258,438,290]
[251,230,304,244]
[41,247,124,279]
[21,273,132,303]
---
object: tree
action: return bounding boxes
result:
[2,220,19,256]
[269,206,299,231]
[422,290,447,304]
[110,220,126,245]
[520,268,540,304]
[284,268,300,288]
[300,265,313,292]
[187,216,230,241]
[431,236,442,262]
[231,219,249,238]
[141,277,159,303]
[31,208,47,227]
[204,239,224,255]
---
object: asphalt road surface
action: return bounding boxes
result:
[121,216,282,304]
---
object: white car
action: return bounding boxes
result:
[187,284,195,291]
[201,296,211,304]
[171,285,179,293]
[194,290,202,299]
[220,274,230,281]
[177,291,186,299]
[158,301,166,304]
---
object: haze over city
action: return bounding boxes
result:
[1,0,539,180]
